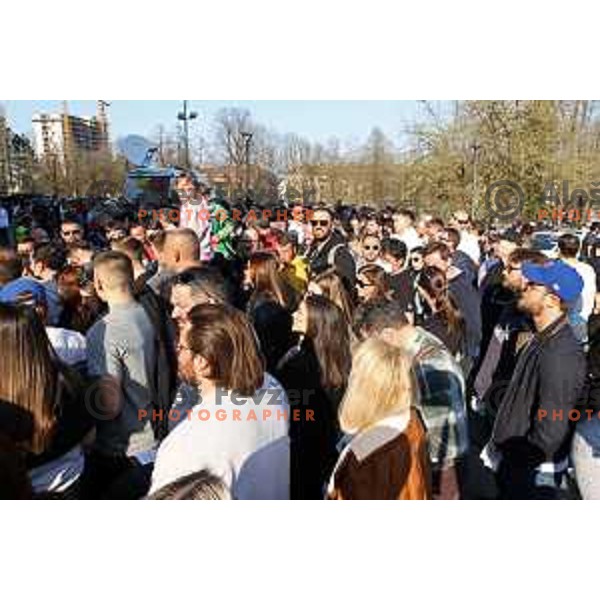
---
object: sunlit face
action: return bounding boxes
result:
[357,274,377,303]
[277,243,294,264]
[425,224,444,243]
[410,253,424,271]
[393,214,410,233]
[291,206,305,222]
[176,177,195,203]
[292,300,308,334]
[130,225,146,242]
[518,281,548,316]
[364,220,380,236]
[61,224,83,245]
[17,241,34,257]
[311,210,333,241]
[382,252,403,273]
[361,235,381,263]
[424,251,448,272]
[171,284,196,325]
[504,261,525,292]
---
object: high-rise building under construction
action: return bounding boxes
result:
[32,100,110,163]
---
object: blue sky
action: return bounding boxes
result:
[1,100,433,147]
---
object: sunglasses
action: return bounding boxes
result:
[524,281,546,292]
[364,245,380,251]
[311,220,331,227]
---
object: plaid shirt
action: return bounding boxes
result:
[405,328,469,468]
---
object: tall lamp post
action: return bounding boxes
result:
[177,100,198,169]
[471,141,482,219]
[241,131,253,201]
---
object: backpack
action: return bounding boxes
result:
[134,281,178,442]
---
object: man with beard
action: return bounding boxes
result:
[473,248,546,417]
[306,207,356,294]
[483,259,585,499]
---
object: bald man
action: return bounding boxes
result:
[147,228,202,301]
[84,251,159,497]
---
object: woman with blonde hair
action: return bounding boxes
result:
[327,337,431,500]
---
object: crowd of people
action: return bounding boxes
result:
[2,173,600,500]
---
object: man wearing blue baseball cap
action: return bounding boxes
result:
[482,259,586,499]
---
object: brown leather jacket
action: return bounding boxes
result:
[327,408,431,500]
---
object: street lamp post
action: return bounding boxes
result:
[177,100,198,169]
[471,141,482,219]
[241,131,253,201]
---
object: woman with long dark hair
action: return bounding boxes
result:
[276,294,352,499]
[244,252,297,373]
[416,266,465,357]
[356,264,391,305]
[0,303,94,498]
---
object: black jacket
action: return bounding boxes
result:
[492,316,585,469]
[134,278,178,442]
[275,338,342,500]
[247,292,295,375]
[449,271,481,359]
[307,231,356,293]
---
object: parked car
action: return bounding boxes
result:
[531,230,558,257]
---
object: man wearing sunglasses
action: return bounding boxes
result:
[306,207,356,293]
[483,259,585,499]
[358,234,389,271]
[452,210,481,266]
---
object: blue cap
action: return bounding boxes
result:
[0,277,47,307]
[521,260,583,303]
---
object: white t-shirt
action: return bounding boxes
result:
[179,199,213,261]
[458,231,481,265]
[392,227,422,252]
[150,373,290,499]
[566,259,597,321]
